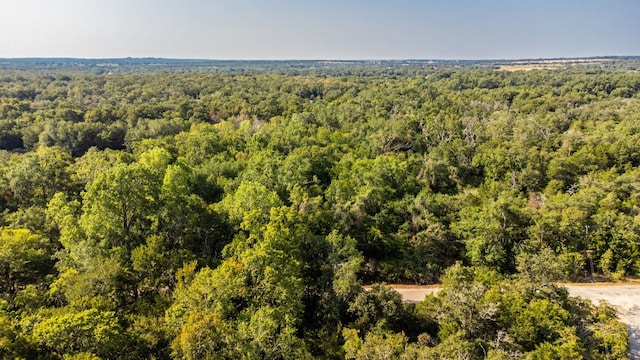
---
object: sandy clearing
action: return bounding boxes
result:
[565,285,640,359]
[389,284,640,358]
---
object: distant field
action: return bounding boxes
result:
[499,64,566,71]
[498,58,615,71]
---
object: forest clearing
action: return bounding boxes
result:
[391,283,640,358]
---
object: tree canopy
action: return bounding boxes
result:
[0,59,638,358]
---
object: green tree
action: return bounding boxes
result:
[31,308,128,358]
[217,180,282,232]
[343,327,408,360]
[167,207,311,359]
[0,228,53,297]
[79,148,171,251]
[454,189,531,272]
[6,146,72,207]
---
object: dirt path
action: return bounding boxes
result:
[390,284,640,358]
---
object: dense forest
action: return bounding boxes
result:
[0,59,639,358]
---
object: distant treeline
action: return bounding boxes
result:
[1,56,639,74]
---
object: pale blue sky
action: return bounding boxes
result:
[1,0,638,59]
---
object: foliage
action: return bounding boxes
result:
[0,228,54,297]
[0,61,638,358]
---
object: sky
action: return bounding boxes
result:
[0,0,638,60]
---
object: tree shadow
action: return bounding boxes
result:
[628,325,640,359]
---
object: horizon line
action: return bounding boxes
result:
[1,55,638,62]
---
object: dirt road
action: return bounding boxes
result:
[390,284,640,358]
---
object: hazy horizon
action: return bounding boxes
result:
[1,0,638,60]
[1,56,635,61]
